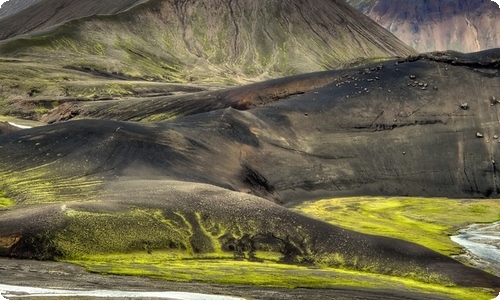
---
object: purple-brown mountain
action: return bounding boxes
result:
[346,0,500,53]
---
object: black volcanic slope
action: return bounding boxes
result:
[0,50,500,290]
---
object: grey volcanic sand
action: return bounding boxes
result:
[0,258,450,300]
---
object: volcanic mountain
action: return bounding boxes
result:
[345,0,500,53]
[0,0,415,85]
[1,0,500,298]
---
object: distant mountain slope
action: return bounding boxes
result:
[346,0,500,53]
[0,0,146,40]
[0,0,416,84]
[0,0,41,20]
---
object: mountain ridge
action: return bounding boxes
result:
[346,0,500,53]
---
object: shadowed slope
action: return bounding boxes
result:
[0,0,416,83]
[26,49,500,201]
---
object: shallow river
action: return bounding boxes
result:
[0,284,243,300]
[451,221,500,275]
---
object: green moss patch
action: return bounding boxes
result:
[294,197,500,256]
[67,251,494,300]
[0,192,14,208]
[0,167,102,205]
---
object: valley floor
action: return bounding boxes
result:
[0,258,452,300]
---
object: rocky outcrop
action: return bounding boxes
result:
[346,0,500,53]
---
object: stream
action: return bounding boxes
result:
[451,221,500,275]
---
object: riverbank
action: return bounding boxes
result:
[451,221,500,277]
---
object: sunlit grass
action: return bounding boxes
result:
[67,250,494,300]
[294,197,500,256]
[0,192,14,208]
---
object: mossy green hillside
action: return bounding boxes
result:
[0,164,102,205]
[0,0,414,84]
[68,251,494,300]
[294,197,500,256]
[54,207,267,258]
[0,58,209,119]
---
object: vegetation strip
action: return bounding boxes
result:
[294,197,500,256]
[67,251,492,300]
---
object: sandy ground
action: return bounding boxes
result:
[0,258,452,300]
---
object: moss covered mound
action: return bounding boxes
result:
[1,181,500,290]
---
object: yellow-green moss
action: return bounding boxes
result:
[0,164,102,205]
[0,191,14,208]
[66,250,494,300]
[294,197,500,256]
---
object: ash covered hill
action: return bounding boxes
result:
[346,0,500,53]
[0,0,415,84]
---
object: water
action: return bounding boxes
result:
[451,221,500,273]
[0,284,244,300]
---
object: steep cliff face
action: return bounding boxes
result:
[346,0,500,53]
[0,0,41,20]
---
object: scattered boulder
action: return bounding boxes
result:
[409,75,416,79]
[494,135,499,139]
[491,96,499,106]
[460,103,469,110]
[476,132,484,138]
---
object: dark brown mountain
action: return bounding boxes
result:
[346,0,500,53]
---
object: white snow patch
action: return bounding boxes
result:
[0,290,8,300]
[0,284,245,300]
[7,122,32,129]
